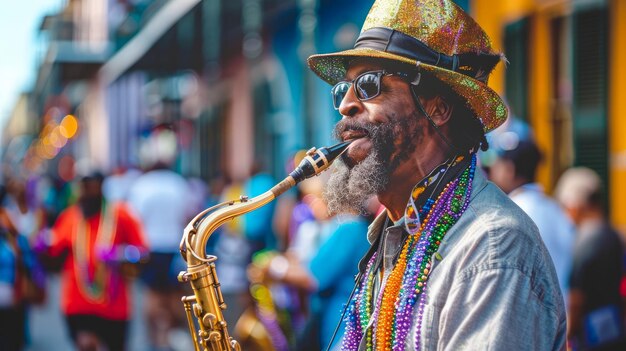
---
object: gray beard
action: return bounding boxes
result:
[323,111,423,215]
[324,147,389,215]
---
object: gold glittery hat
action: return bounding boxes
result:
[307,0,507,133]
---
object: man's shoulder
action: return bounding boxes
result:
[438,181,561,302]
[469,180,539,234]
[444,180,547,270]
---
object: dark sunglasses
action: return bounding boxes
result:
[331,70,414,110]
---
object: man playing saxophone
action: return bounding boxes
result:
[305,0,566,349]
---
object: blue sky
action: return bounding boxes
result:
[0,0,61,129]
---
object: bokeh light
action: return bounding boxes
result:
[60,114,78,138]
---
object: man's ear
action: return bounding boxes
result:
[419,95,453,127]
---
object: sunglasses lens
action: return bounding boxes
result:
[331,82,350,109]
[355,72,381,100]
[331,72,384,109]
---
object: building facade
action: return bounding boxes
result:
[5,0,373,182]
[472,0,626,234]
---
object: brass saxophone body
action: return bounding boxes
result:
[178,140,353,351]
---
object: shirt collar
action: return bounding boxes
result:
[367,163,489,244]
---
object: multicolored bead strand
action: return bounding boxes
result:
[250,283,289,351]
[74,203,116,303]
[342,252,378,350]
[388,177,458,350]
[341,154,476,351]
[375,235,414,350]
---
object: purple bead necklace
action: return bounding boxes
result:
[341,154,476,351]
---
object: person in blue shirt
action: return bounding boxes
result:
[0,185,39,351]
[262,211,371,350]
[242,169,278,252]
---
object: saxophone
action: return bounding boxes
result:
[178,140,353,351]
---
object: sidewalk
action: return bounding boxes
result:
[26,276,149,351]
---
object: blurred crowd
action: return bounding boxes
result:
[483,118,626,351]
[0,148,379,351]
[1,120,626,351]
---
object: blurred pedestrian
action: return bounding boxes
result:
[4,176,48,306]
[4,176,48,242]
[284,176,328,266]
[3,175,49,349]
[249,207,371,351]
[489,138,575,303]
[555,167,625,350]
[102,166,141,203]
[479,115,533,175]
[0,185,39,351]
[45,172,148,351]
[127,162,194,350]
[299,211,372,351]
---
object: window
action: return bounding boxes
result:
[504,18,529,122]
[572,6,608,188]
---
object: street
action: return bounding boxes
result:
[26,276,149,351]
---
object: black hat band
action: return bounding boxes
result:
[354,27,500,82]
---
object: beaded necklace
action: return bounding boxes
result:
[73,202,116,303]
[342,154,476,351]
[249,251,290,351]
[250,283,290,351]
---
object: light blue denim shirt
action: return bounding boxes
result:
[361,169,567,350]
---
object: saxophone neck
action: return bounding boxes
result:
[185,187,278,267]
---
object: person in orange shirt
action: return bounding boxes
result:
[47,172,148,351]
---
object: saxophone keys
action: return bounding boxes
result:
[231,339,242,351]
[202,313,217,328]
[193,304,203,318]
[178,271,190,282]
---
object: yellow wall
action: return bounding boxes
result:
[472,0,554,190]
[527,11,554,190]
[609,0,626,235]
[472,0,504,95]
[471,0,538,95]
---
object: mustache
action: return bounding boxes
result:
[332,119,379,141]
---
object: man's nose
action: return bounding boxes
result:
[338,85,364,118]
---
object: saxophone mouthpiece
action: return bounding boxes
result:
[289,140,353,183]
